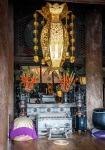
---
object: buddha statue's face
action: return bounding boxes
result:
[48,3,66,15]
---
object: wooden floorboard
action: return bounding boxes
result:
[9,131,105,150]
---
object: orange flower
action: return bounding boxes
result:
[58,75,71,92]
[58,73,76,92]
[20,75,36,92]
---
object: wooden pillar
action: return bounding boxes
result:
[103,78,105,107]
[85,7,103,129]
[8,0,14,130]
[0,0,9,149]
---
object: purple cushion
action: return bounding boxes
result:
[91,128,105,138]
[10,117,37,140]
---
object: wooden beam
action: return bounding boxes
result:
[14,56,85,66]
[44,0,105,5]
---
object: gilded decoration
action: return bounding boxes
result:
[33,2,75,74]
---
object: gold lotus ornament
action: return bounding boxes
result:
[34,56,39,62]
[35,2,74,74]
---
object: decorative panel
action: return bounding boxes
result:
[30,66,40,83]
[53,72,59,83]
[41,66,53,83]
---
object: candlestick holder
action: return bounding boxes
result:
[74,87,86,132]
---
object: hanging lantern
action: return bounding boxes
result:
[33,2,75,74]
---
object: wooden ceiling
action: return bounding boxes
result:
[14,0,105,5]
[44,0,105,4]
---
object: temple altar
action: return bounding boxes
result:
[27,103,76,136]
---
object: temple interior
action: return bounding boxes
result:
[0,0,105,149]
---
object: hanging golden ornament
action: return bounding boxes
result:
[33,12,39,63]
[41,59,46,65]
[33,56,39,62]
[70,31,74,36]
[69,13,75,63]
[33,29,38,34]
[33,38,38,43]
[35,2,73,74]
[33,45,38,51]
[41,20,45,26]
[70,56,75,63]
[70,46,75,51]
[34,21,39,26]
[66,52,70,59]
[70,38,75,43]
[33,13,38,18]
[70,22,74,27]
[71,14,75,20]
